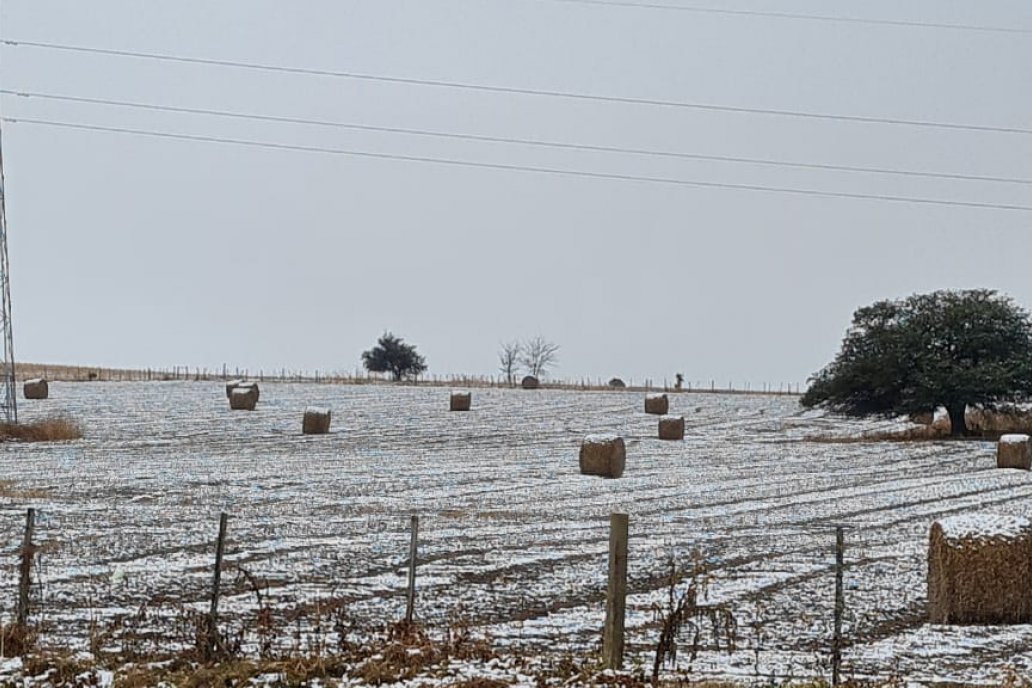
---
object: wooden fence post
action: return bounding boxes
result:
[603,512,629,670]
[17,508,36,626]
[405,515,419,624]
[832,526,845,686]
[207,512,229,659]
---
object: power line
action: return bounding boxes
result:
[3,89,1028,186]
[4,116,1031,213]
[4,39,1031,137]
[533,0,1032,34]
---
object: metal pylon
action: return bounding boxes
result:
[0,122,18,423]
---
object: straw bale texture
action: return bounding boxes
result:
[579,435,626,479]
[229,386,259,411]
[226,380,260,402]
[645,393,669,415]
[928,514,1032,624]
[659,416,685,440]
[997,434,1032,470]
[909,411,934,425]
[967,407,1032,435]
[23,379,48,400]
[521,375,540,390]
[302,407,331,434]
[450,392,472,411]
[225,379,244,398]
[608,378,626,389]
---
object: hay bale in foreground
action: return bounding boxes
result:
[659,416,685,440]
[521,375,540,390]
[302,406,331,434]
[608,378,626,389]
[225,379,245,398]
[450,392,472,411]
[644,393,668,415]
[928,514,1032,624]
[23,379,48,400]
[998,434,1032,470]
[229,385,258,411]
[579,435,626,479]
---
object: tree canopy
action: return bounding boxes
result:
[361,332,427,381]
[801,289,1032,436]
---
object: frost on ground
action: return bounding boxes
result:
[0,382,1030,685]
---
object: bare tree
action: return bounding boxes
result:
[520,336,560,378]
[498,340,522,387]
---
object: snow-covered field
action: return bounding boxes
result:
[1,381,1031,684]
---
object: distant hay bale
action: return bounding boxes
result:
[998,434,1032,470]
[450,392,472,411]
[928,514,1032,624]
[579,434,626,479]
[521,375,540,390]
[659,416,685,440]
[909,411,934,425]
[644,393,668,415]
[608,378,626,389]
[23,378,48,400]
[302,406,331,434]
[225,380,260,403]
[229,385,258,411]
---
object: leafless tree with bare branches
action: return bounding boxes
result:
[519,336,560,378]
[498,340,522,387]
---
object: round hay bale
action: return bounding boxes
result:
[998,434,1032,470]
[608,378,626,389]
[579,434,626,479]
[302,406,331,434]
[928,514,1032,624]
[450,391,472,411]
[658,416,685,441]
[521,375,540,390]
[229,385,258,411]
[226,380,260,402]
[644,393,668,415]
[909,411,934,425]
[23,378,48,400]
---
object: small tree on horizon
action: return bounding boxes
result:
[498,340,522,387]
[361,332,427,382]
[801,289,1032,436]
[520,336,560,378]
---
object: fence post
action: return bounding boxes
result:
[207,512,229,659]
[832,526,844,686]
[17,508,36,626]
[405,515,419,624]
[603,512,629,670]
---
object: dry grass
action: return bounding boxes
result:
[0,622,37,658]
[0,416,82,442]
[0,480,51,499]
[806,425,954,444]
[966,407,1032,436]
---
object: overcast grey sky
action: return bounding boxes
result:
[0,1,1029,386]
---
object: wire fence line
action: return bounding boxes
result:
[0,505,869,684]
[14,363,803,396]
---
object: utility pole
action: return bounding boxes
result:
[0,121,18,423]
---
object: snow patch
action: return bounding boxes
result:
[1000,434,1030,445]
[937,513,1032,543]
